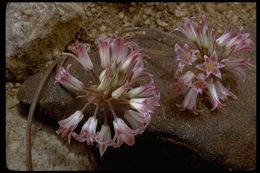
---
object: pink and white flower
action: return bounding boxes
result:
[175,43,198,74]
[215,80,237,101]
[56,110,84,144]
[177,87,199,114]
[196,51,225,78]
[132,71,153,82]
[121,49,143,74]
[146,93,160,114]
[207,80,223,110]
[55,64,85,92]
[207,80,236,111]
[127,80,157,98]
[177,73,207,114]
[72,107,99,145]
[111,81,130,99]
[173,71,195,93]
[97,38,111,68]
[55,37,159,156]
[112,117,139,148]
[173,16,253,113]
[124,110,150,134]
[192,73,208,94]
[98,67,112,93]
[224,57,252,82]
[175,16,216,55]
[110,37,129,64]
[216,26,253,57]
[175,17,198,43]
[65,41,94,71]
[129,90,160,114]
[95,124,114,156]
[196,16,216,54]
[129,98,148,114]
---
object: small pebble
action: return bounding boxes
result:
[129,7,135,13]
[91,28,97,35]
[232,15,238,23]
[130,2,136,6]
[91,8,96,13]
[155,11,161,18]
[100,25,106,32]
[144,18,151,25]
[144,8,152,15]
[156,19,169,27]
[174,9,182,17]
[123,16,128,24]
[154,4,165,11]
[14,83,21,88]
[118,11,124,19]
[132,15,141,26]
[6,82,13,88]
[85,11,92,17]
[167,3,176,11]
[52,49,60,59]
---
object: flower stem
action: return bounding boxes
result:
[103,106,109,125]
[26,57,64,171]
[93,106,99,118]
[107,101,117,119]
[81,96,97,112]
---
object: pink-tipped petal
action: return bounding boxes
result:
[73,107,99,145]
[67,41,94,71]
[55,65,85,92]
[225,57,251,82]
[112,118,139,148]
[95,124,114,156]
[56,110,84,144]
[111,37,129,63]
[98,38,111,68]
[196,53,224,78]
[207,81,223,110]
[217,26,253,57]
[174,43,198,74]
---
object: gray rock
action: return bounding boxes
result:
[6,90,97,170]
[17,30,256,170]
[6,3,87,82]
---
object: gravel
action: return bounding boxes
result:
[74,2,255,46]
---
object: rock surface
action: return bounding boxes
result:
[6,89,97,170]
[17,28,256,170]
[6,3,88,82]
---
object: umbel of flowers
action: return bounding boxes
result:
[55,37,160,156]
[173,16,254,114]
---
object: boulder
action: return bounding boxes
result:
[17,30,256,170]
[6,3,87,82]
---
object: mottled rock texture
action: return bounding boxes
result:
[6,90,97,170]
[6,3,88,82]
